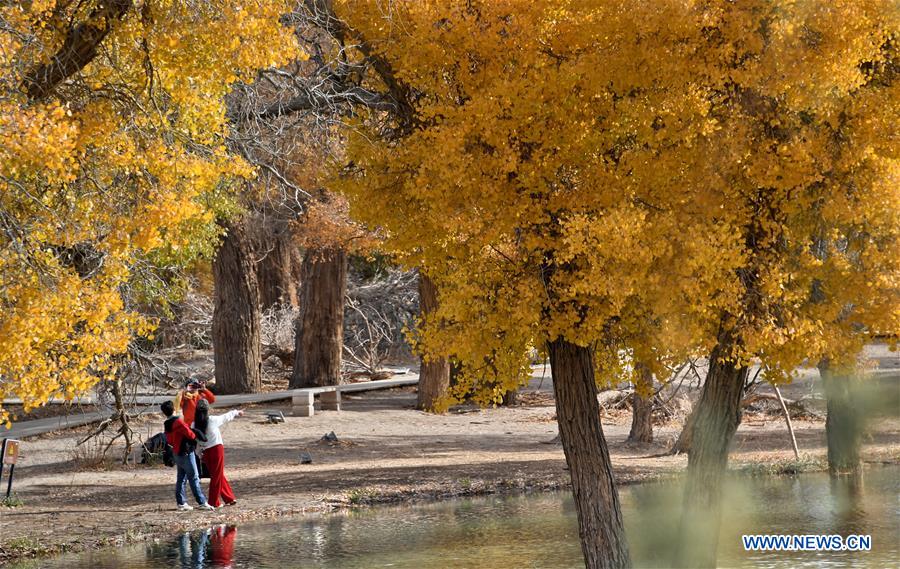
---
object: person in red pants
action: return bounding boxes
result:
[193,400,243,507]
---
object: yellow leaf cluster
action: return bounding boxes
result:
[331,0,899,398]
[0,1,297,423]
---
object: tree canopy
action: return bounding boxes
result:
[0,1,296,421]
[329,0,898,396]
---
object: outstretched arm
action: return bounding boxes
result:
[220,409,242,424]
[208,409,243,430]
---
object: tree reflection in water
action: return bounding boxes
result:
[23,467,900,569]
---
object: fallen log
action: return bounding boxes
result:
[597,389,630,408]
[741,392,822,419]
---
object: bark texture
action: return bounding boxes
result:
[416,273,451,411]
[671,406,697,454]
[549,337,631,569]
[627,364,654,444]
[819,361,863,476]
[290,248,347,388]
[501,388,519,406]
[627,393,654,444]
[212,220,262,394]
[675,340,748,568]
[256,227,299,309]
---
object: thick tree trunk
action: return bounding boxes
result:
[212,220,262,394]
[675,340,748,568]
[290,248,347,388]
[627,392,653,443]
[671,406,697,454]
[549,337,631,569]
[819,361,863,476]
[291,246,305,291]
[416,273,451,411]
[256,227,298,309]
[627,364,654,444]
[501,388,519,406]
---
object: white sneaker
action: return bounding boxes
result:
[177,504,194,511]
[197,502,215,511]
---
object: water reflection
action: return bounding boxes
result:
[20,466,900,569]
[149,525,236,569]
[210,526,237,568]
[829,472,874,542]
[179,531,206,568]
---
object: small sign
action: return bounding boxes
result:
[2,439,19,465]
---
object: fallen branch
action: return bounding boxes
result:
[773,385,800,459]
[741,393,795,407]
[597,389,630,409]
[741,392,821,420]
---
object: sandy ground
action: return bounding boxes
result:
[0,352,898,565]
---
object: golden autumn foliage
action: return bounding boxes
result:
[0,1,297,423]
[293,192,379,254]
[330,0,899,401]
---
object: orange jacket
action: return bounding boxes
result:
[177,388,216,426]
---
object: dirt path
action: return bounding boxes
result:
[0,382,898,565]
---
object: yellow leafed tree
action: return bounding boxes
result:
[290,1,900,567]
[0,1,297,423]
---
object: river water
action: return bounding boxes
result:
[15,466,899,568]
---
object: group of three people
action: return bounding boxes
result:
[161,380,243,511]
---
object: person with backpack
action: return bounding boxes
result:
[193,400,243,508]
[161,400,215,511]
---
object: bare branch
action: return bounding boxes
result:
[22,0,134,100]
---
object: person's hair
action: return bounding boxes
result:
[194,399,210,433]
[160,400,175,417]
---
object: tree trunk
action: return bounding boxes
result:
[111,379,133,465]
[671,406,696,454]
[627,364,654,444]
[675,340,748,568]
[291,245,305,291]
[212,220,262,394]
[819,361,863,476]
[256,226,298,309]
[627,392,653,443]
[290,248,347,388]
[416,272,451,411]
[549,337,631,569]
[501,388,519,406]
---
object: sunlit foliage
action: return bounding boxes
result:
[0,1,296,421]
[331,0,899,402]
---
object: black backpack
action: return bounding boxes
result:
[141,432,175,467]
[162,442,176,467]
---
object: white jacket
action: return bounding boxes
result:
[196,410,240,450]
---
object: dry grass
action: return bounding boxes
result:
[70,437,118,471]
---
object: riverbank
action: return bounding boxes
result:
[1,384,898,565]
